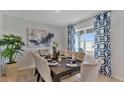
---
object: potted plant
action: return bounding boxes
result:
[52,41,59,61]
[52,41,58,52]
[0,34,25,76]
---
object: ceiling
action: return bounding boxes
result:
[0,10,100,27]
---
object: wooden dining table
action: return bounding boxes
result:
[49,59,81,82]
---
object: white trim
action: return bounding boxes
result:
[75,26,94,32]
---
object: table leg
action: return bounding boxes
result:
[53,75,61,82]
[51,72,61,82]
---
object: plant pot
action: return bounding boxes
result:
[5,62,17,76]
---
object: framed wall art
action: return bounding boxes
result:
[27,28,54,47]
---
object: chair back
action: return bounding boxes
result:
[72,52,85,61]
[65,50,74,58]
[80,57,103,82]
[39,49,49,55]
[33,53,52,82]
[59,49,66,56]
[83,54,96,63]
[31,51,39,67]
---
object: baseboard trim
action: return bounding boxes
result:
[112,75,124,81]
[18,66,35,71]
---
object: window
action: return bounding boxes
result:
[75,26,95,56]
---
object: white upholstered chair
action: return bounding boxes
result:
[31,50,40,68]
[39,57,52,82]
[62,57,103,82]
[39,49,49,55]
[33,53,52,82]
[83,53,96,63]
[31,51,40,77]
[80,57,103,82]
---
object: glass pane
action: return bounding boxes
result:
[79,42,84,53]
[79,30,85,52]
[80,31,85,41]
[85,29,95,56]
[85,33,95,41]
[75,32,80,52]
[85,41,95,55]
[80,41,84,49]
[77,28,95,55]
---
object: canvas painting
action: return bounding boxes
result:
[27,28,54,47]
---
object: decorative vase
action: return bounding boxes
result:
[53,50,59,61]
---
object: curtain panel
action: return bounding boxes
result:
[94,11,112,77]
[68,25,75,51]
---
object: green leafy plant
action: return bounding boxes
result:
[0,34,25,64]
[52,41,58,52]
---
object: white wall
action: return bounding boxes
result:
[75,18,94,30]
[111,10,124,81]
[2,14,67,69]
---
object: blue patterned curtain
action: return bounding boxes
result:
[68,25,75,51]
[94,11,112,77]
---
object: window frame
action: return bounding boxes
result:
[75,26,94,55]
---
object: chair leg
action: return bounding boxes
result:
[37,73,45,82]
[37,73,40,82]
[35,68,38,76]
[42,79,45,82]
[41,77,45,82]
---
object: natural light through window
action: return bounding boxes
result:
[75,26,95,56]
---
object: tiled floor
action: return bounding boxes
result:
[0,68,121,82]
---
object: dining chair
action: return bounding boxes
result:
[83,53,96,63]
[39,49,49,55]
[38,49,43,56]
[80,57,103,82]
[65,50,74,58]
[59,49,66,56]
[44,49,49,55]
[33,53,53,82]
[31,51,40,77]
[72,52,85,62]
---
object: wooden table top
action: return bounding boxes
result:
[50,59,81,75]
[40,55,81,81]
